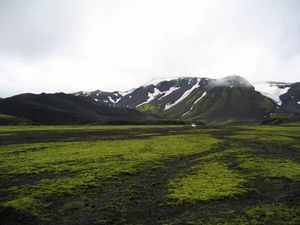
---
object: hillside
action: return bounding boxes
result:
[0,93,153,125]
[279,82,300,114]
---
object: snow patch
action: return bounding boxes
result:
[165,80,200,111]
[119,88,136,96]
[137,88,162,107]
[144,77,205,87]
[253,82,290,105]
[108,96,114,103]
[181,91,207,117]
[108,96,122,104]
[82,91,92,96]
[143,77,180,87]
[194,91,207,105]
[181,110,191,117]
[158,86,180,100]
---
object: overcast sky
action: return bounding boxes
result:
[0,0,299,97]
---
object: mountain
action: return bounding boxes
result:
[252,81,291,105]
[0,93,154,125]
[253,81,300,114]
[1,76,297,125]
[166,78,277,122]
[74,75,297,122]
[277,82,300,114]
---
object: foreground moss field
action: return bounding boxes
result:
[0,124,299,225]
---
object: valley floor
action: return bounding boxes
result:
[0,124,299,225]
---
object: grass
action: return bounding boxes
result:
[0,124,299,224]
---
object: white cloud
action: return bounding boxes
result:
[0,0,299,97]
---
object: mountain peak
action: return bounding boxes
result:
[143,77,193,87]
[209,75,252,88]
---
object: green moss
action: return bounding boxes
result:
[165,162,247,203]
[137,103,158,113]
[0,114,15,119]
[0,114,31,125]
[239,157,300,182]
[0,124,184,133]
[3,196,50,217]
[238,124,300,138]
[4,196,35,209]
[246,204,300,225]
[0,132,219,213]
[232,132,294,141]
[228,124,300,144]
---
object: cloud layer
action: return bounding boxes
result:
[0,0,299,97]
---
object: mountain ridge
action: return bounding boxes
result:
[0,93,156,125]
[73,75,300,122]
[73,75,295,106]
[0,75,299,124]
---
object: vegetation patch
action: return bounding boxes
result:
[239,157,300,182]
[0,114,15,119]
[232,132,294,142]
[0,132,219,217]
[137,103,158,113]
[0,114,30,125]
[237,124,300,140]
[246,204,300,225]
[165,161,247,203]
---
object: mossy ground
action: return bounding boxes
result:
[137,103,159,113]
[0,114,30,125]
[0,124,299,224]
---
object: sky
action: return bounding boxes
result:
[0,0,299,97]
